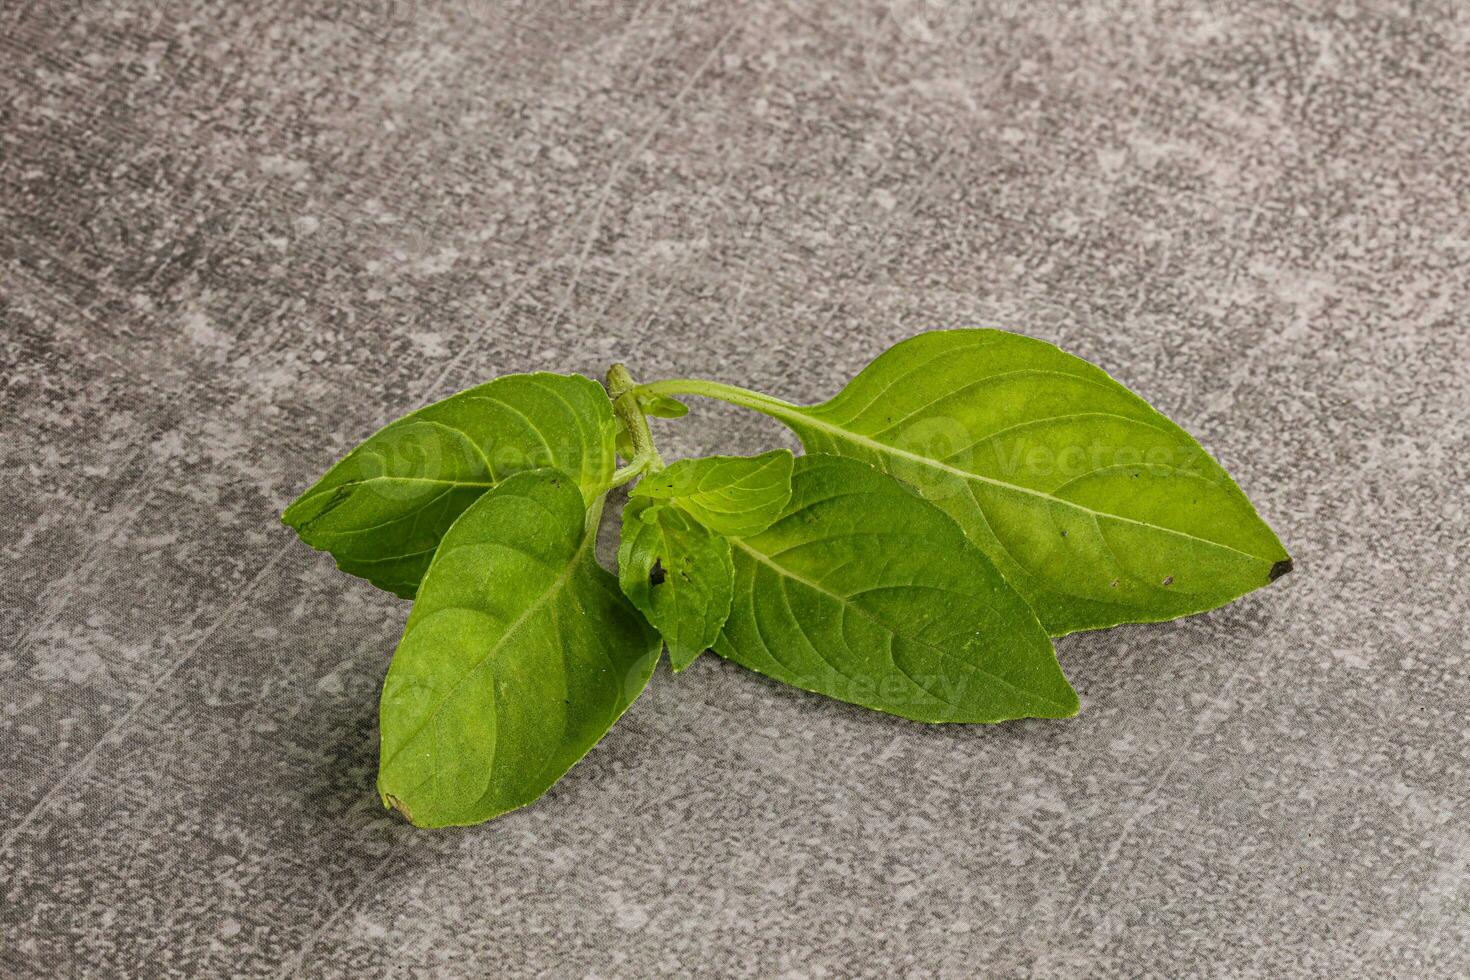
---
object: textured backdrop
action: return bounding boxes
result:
[3,0,1468,976]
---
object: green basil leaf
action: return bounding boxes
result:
[719,330,1291,635]
[617,496,734,672]
[631,450,794,537]
[715,454,1076,723]
[377,469,659,828]
[282,372,615,599]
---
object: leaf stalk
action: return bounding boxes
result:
[629,378,803,422]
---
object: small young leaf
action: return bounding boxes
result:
[614,421,637,463]
[282,372,615,598]
[377,469,659,828]
[716,454,1077,723]
[632,450,794,537]
[641,393,689,418]
[702,330,1291,636]
[615,452,790,670]
[618,496,734,671]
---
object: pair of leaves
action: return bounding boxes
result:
[281,372,615,598]
[283,329,1290,826]
[284,373,654,825]
[691,329,1291,636]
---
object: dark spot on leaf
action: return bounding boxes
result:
[649,559,666,586]
[1269,557,1294,581]
[1162,575,1174,586]
[1110,579,1119,588]
[1060,530,1068,538]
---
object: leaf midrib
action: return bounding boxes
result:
[779,405,1272,564]
[382,504,594,779]
[289,476,499,527]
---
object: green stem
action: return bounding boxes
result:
[607,459,650,489]
[629,378,804,422]
[606,363,665,485]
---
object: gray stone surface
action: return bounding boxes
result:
[3,0,1468,975]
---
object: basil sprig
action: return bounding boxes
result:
[284,329,1291,826]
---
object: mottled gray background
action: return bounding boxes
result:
[3,0,1468,976]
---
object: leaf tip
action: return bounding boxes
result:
[1047,683,1082,719]
[1268,557,1294,582]
[667,648,705,673]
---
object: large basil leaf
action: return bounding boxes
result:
[282,372,615,598]
[704,331,1291,635]
[377,469,659,828]
[618,496,734,672]
[633,450,794,537]
[715,454,1076,723]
